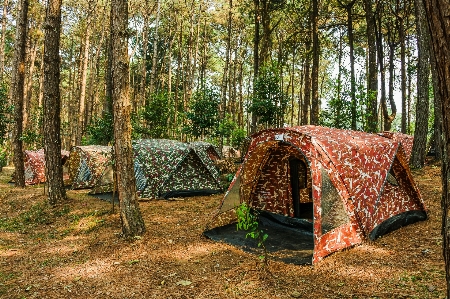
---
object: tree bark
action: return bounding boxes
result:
[43,0,66,204]
[111,0,145,237]
[410,0,430,168]
[11,0,28,188]
[422,0,450,295]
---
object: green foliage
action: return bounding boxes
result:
[183,88,220,138]
[83,112,114,145]
[137,91,174,139]
[319,84,352,129]
[230,128,247,149]
[20,106,43,149]
[248,63,288,128]
[20,129,43,149]
[236,202,269,264]
[320,74,374,130]
[217,114,236,140]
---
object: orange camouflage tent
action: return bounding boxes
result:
[205,126,427,264]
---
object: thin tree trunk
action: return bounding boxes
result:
[11,0,28,188]
[111,0,146,237]
[397,14,407,133]
[386,25,398,131]
[310,0,320,125]
[302,51,311,125]
[344,0,357,130]
[297,56,304,126]
[43,0,66,204]
[363,0,378,132]
[410,0,430,168]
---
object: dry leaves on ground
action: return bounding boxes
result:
[0,163,446,299]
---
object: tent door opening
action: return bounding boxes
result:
[290,158,312,219]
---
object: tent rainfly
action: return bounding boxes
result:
[206,126,427,264]
[67,145,114,193]
[133,139,222,199]
[378,131,414,163]
[22,149,70,185]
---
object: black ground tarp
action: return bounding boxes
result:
[204,211,314,265]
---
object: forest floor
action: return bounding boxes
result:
[0,162,446,299]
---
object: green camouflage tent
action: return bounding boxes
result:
[133,139,222,199]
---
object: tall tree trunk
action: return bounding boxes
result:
[310,0,320,125]
[11,0,28,188]
[43,0,66,204]
[410,0,430,168]
[363,0,378,132]
[341,0,357,130]
[422,0,450,295]
[111,0,145,237]
[0,0,8,81]
[297,56,304,126]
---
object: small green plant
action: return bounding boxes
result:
[236,202,269,267]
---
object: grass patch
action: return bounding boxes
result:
[0,202,71,233]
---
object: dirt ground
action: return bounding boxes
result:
[0,163,446,299]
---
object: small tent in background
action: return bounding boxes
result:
[378,131,414,163]
[133,139,222,199]
[67,145,113,193]
[21,149,70,185]
[205,126,427,264]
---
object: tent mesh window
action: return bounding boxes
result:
[321,168,349,234]
[77,159,92,185]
